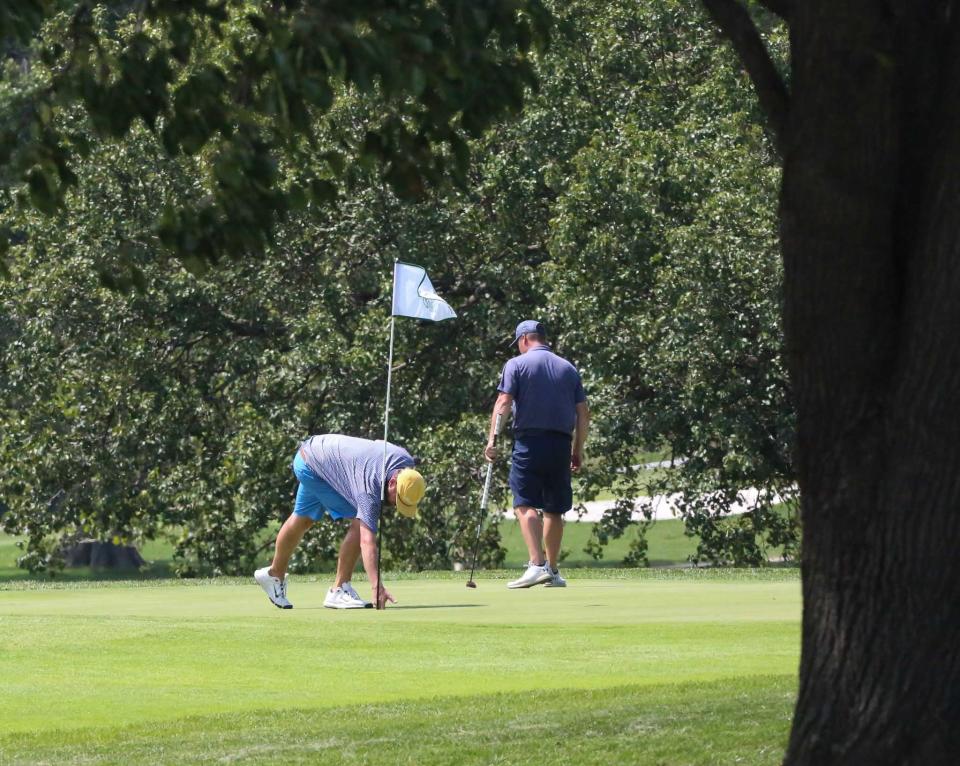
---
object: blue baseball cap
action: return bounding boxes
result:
[509,319,546,347]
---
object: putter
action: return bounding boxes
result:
[466,413,502,588]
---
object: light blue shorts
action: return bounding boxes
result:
[292,452,356,521]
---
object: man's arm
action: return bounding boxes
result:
[572,400,590,471]
[485,391,512,462]
[359,522,395,608]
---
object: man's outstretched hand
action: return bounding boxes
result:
[374,583,396,610]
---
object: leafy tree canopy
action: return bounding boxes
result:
[0,0,793,574]
[0,0,549,275]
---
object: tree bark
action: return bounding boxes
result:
[63,541,146,570]
[780,2,960,764]
[700,0,960,761]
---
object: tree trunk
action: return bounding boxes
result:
[781,3,960,764]
[63,541,146,570]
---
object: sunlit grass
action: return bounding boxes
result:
[0,572,799,764]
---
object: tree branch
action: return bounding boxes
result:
[701,0,789,152]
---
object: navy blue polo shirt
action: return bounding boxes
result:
[497,345,586,435]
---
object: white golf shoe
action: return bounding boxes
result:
[507,561,553,589]
[254,567,292,609]
[544,568,567,588]
[324,584,370,609]
[341,581,372,608]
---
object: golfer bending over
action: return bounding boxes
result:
[486,320,589,589]
[255,434,425,610]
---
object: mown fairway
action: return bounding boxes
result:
[0,571,800,765]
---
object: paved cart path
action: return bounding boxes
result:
[489,487,782,522]
[486,458,792,521]
[571,487,785,522]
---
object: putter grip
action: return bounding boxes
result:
[479,462,494,510]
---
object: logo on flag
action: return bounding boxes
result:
[391,262,457,322]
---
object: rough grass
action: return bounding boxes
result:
[0,517,701,583]
[0,572,799,765]
[501,517,699,567]
[0,678,796,765]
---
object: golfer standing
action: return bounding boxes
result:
[486,320,589,588]
[254,434,425,610]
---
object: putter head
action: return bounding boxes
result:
[466,580,477,589]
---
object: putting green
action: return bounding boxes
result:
[0,572,800,740]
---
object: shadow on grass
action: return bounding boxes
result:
[294,604,485,611]
[389,604,485,610]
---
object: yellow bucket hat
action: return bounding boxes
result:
[395,468,425,518]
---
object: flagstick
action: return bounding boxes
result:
[377,313,397,609]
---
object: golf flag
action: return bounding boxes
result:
[391,262,457,322]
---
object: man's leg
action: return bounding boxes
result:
[269,513,314,579]
[325,519,370,608]
[543,513,564,570]
[541,434,571,575]
[334,519,361,588]
[514,505,545,566]
[507,505,554,589]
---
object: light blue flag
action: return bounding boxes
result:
[391,261,457,321]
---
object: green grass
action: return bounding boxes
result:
[0,571,799,764]
[0,533,19,578]
[0,518,700,583]
[500,517,698,568]
[0,679,796,765]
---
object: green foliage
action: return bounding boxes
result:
[0,0,796,574]
[1,0,550,264]
[539,0,795,565]
[0,113,524,574]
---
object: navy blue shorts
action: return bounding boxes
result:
[509,432,572,515]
